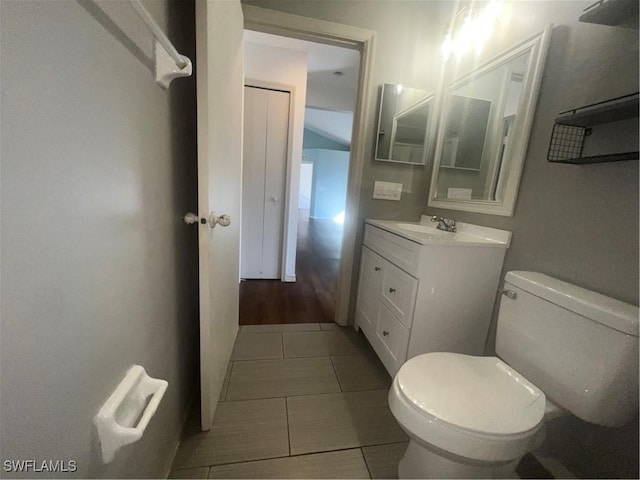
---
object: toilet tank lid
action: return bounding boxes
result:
[505,272,639,336]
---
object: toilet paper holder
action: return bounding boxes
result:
[94,365,168,463]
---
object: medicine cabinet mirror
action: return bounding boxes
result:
[375,83,435,165]
[428,27,551,216]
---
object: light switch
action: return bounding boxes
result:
[373,181,402,201]
[373,181,386,198]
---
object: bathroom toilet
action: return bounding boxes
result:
[388,271,639,479]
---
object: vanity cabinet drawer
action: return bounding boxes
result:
[375,303,410,376]
[380,260,418,329]
[363,225,420,276]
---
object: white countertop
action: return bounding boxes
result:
[366,216,511,248]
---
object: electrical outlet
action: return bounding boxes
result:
[373,181,403,201]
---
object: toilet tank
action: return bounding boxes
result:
[496,271,638,427]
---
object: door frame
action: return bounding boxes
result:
[243,5,375,326]
[243,81,297,282]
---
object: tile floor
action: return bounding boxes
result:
[170,323,561,479]
[170,323,408,479]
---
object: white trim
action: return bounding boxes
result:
[243,5,375,326]
[243,5,375,47]
[243,80,297,282]
[428,25,552,216]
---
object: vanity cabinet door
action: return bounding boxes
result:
[375,303,410,376]
[355,246,383,337]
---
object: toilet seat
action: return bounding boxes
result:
[388,352,546,462]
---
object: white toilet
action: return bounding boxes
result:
[388,271,639,479]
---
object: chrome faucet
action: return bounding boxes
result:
[431,215,457,232]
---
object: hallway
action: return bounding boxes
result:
[239,210,343,325]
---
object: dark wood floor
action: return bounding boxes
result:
[239,210,343,325]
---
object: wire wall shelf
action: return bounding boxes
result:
[547,92,639,164]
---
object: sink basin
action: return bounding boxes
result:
[395,223,443,235]
[365,216,511,247]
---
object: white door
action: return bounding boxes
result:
[194,0,244,431]
[241,86,289,279]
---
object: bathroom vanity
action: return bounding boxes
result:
[355,216,511,376]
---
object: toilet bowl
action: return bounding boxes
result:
[387,271,639,479]
[388,352,545,478]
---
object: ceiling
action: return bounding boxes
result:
[244,30,359,146]
[244,30,359,73]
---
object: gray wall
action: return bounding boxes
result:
[242,1,638,478]
[0,0,198,477]
[304,149,350,219]
[428,1,639,309]
[244,0,638,306]
[243,0,448,221]
[426,5,639,477]
[242,0,449,330]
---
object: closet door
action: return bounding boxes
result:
[241,86,289,279]
[261,89,288,278]
[241,87,268,278]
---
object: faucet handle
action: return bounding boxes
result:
[430,215,457,232]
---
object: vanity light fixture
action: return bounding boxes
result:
[442,0,503,60]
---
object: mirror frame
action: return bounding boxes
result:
[428,26,552,216]
[375,83,435,165]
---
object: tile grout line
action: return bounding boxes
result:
[285,396,291,457]
[360,447,374,480]
[223,382,393,403]
[198,453,292,470]
[290,439,410,458]
[278,388,390,401]
[205,446,381,473]
[222,361,234,402]
[328,356,344,392]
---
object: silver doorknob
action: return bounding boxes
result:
[183,212,199,224]
[270,197,280,203]
[208,212,231,228]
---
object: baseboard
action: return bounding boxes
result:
[164,379,199,478]
[532,451,577,479]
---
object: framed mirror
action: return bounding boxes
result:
[428,27,551,215]
[375,83,434,165]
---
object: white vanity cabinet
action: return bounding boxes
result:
[356,245,417,372]
[355,218,511,376]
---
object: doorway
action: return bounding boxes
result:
[240,6,374,327]
[239,28,363,326]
